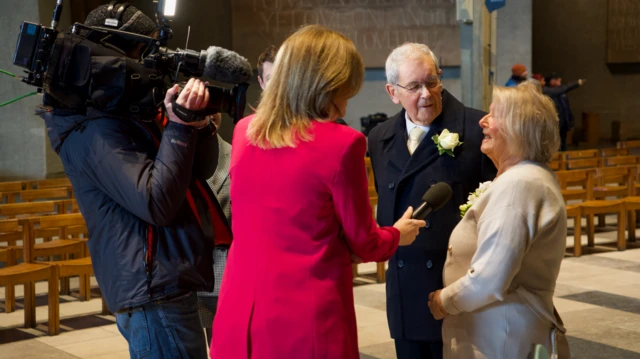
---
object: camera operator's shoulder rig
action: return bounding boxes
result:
[39,4,163,116]
[45,34,163,116]
[14,0,250,123]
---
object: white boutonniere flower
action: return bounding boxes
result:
[459,181,492,218]
[432,129,462,157]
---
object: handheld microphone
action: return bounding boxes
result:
[203,46,253,84]
[411,182,452,220]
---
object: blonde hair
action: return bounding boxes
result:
[247,25,364,149]
[492,82,560,163]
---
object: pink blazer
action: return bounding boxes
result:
[211,116,400,359]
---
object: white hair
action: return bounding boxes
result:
[385,43,440,85]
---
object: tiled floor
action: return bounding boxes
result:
[2,223,640,358]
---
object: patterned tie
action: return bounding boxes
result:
[407,126,426,155]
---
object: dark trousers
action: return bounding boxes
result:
[395,338,443,359]
[560,125,568,151]
[115,291,207,359]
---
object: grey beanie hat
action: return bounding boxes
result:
[84,4,156,36]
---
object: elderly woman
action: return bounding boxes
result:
[427,83,569,358]
[211,25,425,359]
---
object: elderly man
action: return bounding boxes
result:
[367,43,496,359]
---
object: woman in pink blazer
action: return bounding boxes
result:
[211,25,425,359]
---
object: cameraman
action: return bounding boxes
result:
[41,5,230,358]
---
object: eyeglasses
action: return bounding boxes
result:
[395,77,442,93]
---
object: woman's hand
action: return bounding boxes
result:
[428,289,449,320]
[393,207,426,246]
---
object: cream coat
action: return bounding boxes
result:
[440,161,569,359]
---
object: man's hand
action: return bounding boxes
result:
[428,289,449,320]
[164,78,210,128]
[578,79,586,86]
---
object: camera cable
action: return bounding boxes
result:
[0,68,38,107]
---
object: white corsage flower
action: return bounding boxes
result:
[459,181,492,218]
[432,129,462,157]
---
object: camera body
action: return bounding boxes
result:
[361,113,389,137]
[12,1,248,122]
[13,22,58,88]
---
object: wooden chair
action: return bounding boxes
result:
[565,149,599,160]
[600,148,629,157]
[0,181,25,204]
[580,199,627,251]
[63,199,81,213]
[601,156,639,167]
[565,157,600,171]
[593,166,635,201]
[59,200,87,238]
[32,214,107,314]
[617,140,640,149]
[368,190,386,283]
[551,152,564,161]
[352,158,386,284]
[582,166,634,251]
[621,165,640,243]
[0,233,19,313]
[0,201,66,251]
[0,219,60,335]
[29,213,90,299]
[548,160,563,171]
[364,157,375,189]
[1,212,73,312]
[32,178,71,190]
[20,188,71,202]
[0,202,65,312]
[555,169,595,256]
[0,200,63,220]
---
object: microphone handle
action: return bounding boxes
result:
[411,202,432,220]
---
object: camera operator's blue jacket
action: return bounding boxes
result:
[41,108,231,313]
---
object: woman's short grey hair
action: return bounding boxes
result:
[385,43,440,85]
[492,82,560,163]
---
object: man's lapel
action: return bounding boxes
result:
[379,110,411,174]
[399,90,466,183]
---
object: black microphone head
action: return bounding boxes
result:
[422,182,452,213]
[204,46,253,84]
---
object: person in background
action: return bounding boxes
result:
[257,45,277,90]
[531,73,545,85]
[197,113,232,347]
[505,64,528,87]
[368,43,496,359]
[428,83,569,359]
[211,25,426,359]
[543,73,586,151]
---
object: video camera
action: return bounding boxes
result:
[12,0,249,123]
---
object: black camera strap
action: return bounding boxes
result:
[170,97,207,123]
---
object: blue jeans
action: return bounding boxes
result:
[115,291,208,359]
